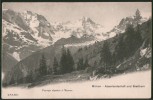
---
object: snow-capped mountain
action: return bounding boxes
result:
[2,9,109,61]
[52,16,109,43]
[2,9,54,47]
[2,7,151,87]
[2,9,149,61]
[108,9,148,35]
[2,9,54,61]
[3,18,151,86]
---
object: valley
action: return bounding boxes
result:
[2,8,152,88]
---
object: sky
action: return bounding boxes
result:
[2,2,152,30]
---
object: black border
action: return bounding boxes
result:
[0,0,152,100]
[0,0,152,2]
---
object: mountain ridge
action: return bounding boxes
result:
[2,9,110,61]
[2,9,149,72]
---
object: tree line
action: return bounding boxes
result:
[6,23,143,86]
[38,46,91,76]
[98,24,143,74]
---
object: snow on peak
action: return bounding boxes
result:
[52,17,106,40]
[21,11,40,28]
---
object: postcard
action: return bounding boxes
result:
[1,2,152,99]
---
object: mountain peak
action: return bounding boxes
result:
[82,16,90,21]
[23,10,34,14]
[81,16,94,23]
[109,9,148,35]
[22,10,38,17]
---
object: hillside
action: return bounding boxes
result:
[2,17,152,87]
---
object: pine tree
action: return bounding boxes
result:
[26,71,33,83]
[115,24,142,62]
[74,58,90,70]
[66,49,74,73]
[39,54,47,76]
[135,9,142,21]
[77,58,84,70]
[84,58,90,68]
[60,47,67,74]
[100,41,112,71]
[124,24,135,57]
[53,57,58,75]
[60,47,74,74]
[115,36,125,63]
[134,24,143,48]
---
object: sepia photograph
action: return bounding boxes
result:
[1,2,152,99]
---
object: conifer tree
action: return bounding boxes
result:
[100,41,112,71]
[115,36,125,63]
[53,57,58,75]
[66,49,74,73]
[26,71,33,83]
[135,9,142,21]
[134,24,143,48]
[39,54,47,76]
[124,24,135,57]
[84,58,90,68]
[60,47,67,74]
[77,58,84,70]
[60,47,74,74]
